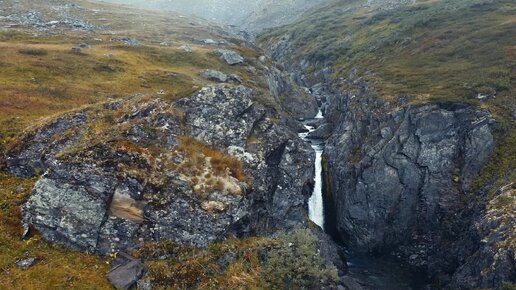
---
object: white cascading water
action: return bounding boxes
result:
[299,108,325,229]
[310,144,325,229]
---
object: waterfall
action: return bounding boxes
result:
[299,108,325,229]
[309,144,325,229]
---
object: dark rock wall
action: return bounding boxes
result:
[325,84,494,253]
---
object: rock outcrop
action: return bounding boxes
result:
[325,91,494,253]
[449,183,516,289]
[6,85,315,254]
[200,69,228,82]
[263,65,318,119]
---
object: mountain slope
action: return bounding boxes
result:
[260,0,516,214]
[260,0,515,117]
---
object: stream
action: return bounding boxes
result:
[299,107,428,290]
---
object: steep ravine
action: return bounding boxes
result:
[298,87,429,290]
[263,30,513,289]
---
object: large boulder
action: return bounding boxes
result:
[200,69,228,82]
[7,85,314,254]
[213,49,244,65]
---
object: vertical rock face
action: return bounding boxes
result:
[263,64,319,120]
[7,85,315,254]
[326,95,494,252]
[320,73,502,286]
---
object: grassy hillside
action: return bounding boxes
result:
[0,1,286,288]
[260,0,515,190]
[0,0,268,152]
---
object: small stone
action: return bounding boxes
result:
[202,38,218,45]
[228,74,243,84]
[71,47,82,54]
[111,37,139,46]
[16,257,38,269]
[107,255,146,290]
[179,44,192,52]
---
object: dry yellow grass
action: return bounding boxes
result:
[173,136,247,196]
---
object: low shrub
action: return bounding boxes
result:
[17,48,48,56]
[263,229,338,289]
[141,230,338,290]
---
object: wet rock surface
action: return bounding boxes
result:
[326,96,494,252]
[6,85,315,254]
[263,65,318,119]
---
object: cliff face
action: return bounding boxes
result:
[325,72,494,253]
[321,72,504,287]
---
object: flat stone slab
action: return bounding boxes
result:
[107,253,146,290]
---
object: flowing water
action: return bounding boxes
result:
[298,110,325,229]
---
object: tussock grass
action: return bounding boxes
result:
[174,136,247,196]
[177,136,247,183]
[136,229,337,290]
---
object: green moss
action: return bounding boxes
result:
[263,229,338,289]
[501,283,516,290]
[472,126,516,194]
